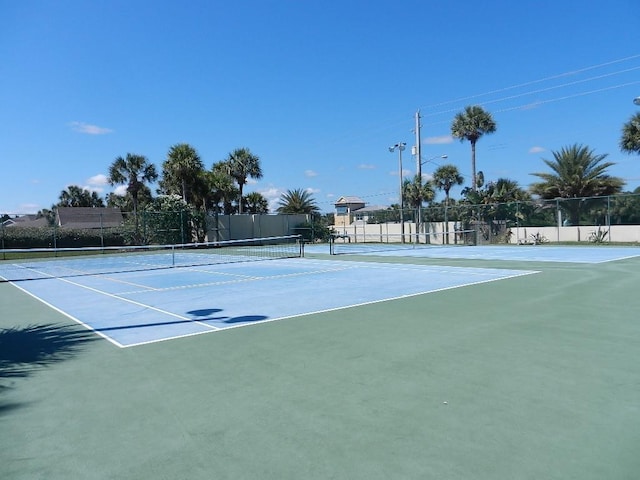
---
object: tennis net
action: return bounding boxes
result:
[0,235,304,282]
[329,230,475,255]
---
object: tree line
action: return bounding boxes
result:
[25,105,640,230]
[33,145,322,222]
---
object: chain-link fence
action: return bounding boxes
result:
[332,193,640,245]
[1,210,313,249]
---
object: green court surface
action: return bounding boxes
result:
[1,249,640,479]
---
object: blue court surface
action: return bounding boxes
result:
[4,258,537,347]
[308,243,640,263]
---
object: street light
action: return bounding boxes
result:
[634,96,640,106]
[415,154,448,243]
[389,142,406,243]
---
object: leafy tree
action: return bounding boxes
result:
[108,153,158,226]
[609,188,640,225]
[276,188,320,214]
[224,147,263,214]
[451,105,497,191]
[244,192,269,214]
[106,185,153,212]
[160,143,204,204]
[57,185,104,207]
[620,112,640,155]
[139,194,204,244]
[530,144,625,225]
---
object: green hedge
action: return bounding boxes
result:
[0,226,129,249]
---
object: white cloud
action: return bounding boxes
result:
[87,174,109,187]
[69,121,113,135]
[305,170,318,177]
[82,174,110,194]
[358,164,376,170]
[390,169,413,177]
[529,146,545,154]
[113,185,128,196]
[425,135,453,145]
[306,187,321,194]
[259,186,283,213]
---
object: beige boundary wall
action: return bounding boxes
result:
[510,225,640,244]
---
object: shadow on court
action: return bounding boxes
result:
[187,308,268,325]
[0,323,97,414]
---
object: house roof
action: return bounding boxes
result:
[354,205,387,213]
[3,215,50,228]
[334,196,365,206]
[56,207,124,228]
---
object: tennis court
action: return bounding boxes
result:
[2,239,640,479]
[0,250,536,347]
[313,241,640,263]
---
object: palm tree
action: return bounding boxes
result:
[276,189,320,214]
[620,112,640,155]
[210,162,240,214]
[402,175,435,242]
[432,164,464,207]
[403,175,435,211]
[225,147,263,214]
[530,144,625,225]
[108,153,158,224]
[160,143,204,204]
[244,192,269,214]
[432,165,464,244]
[57,185,104,207]
[451,105,497,191]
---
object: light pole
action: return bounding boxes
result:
[389,142,406,243]
[416,154,448,243]
[634,96,640,106]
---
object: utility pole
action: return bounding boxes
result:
[415,110,422,243]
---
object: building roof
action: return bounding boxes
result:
[334,196,365,205]
[3,215,50,228]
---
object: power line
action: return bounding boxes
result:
[419,53,640,111]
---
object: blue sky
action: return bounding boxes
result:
[2,0,640,214]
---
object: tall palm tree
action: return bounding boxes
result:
[620,112,640,155]
[451,105,497,191]
[225,147,263,214]
[161,143,204,204]
[276,189,319,215]
[530,144,624,225]
[108,153,158,223]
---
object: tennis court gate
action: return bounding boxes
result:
[206,213,310,242]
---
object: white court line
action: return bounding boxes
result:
[7,265,222,345]
[115,265,353,295]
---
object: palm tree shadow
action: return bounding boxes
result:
[0,323,97,414]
